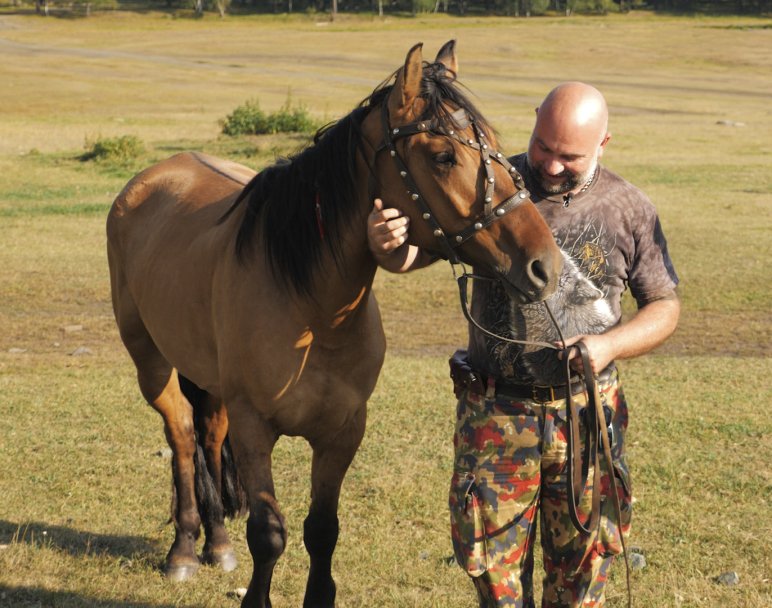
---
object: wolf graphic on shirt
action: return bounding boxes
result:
[483,247,615,385]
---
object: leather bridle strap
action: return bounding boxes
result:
[378,103,531,264]
[456,272,558,350]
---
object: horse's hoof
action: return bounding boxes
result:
[203,548,238,572]
[164,561,200,582]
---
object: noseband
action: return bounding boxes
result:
[378,102,531,265]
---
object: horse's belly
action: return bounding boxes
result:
[218,298,387,439]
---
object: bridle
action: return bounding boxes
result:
[376,100,557,348]
[374,98,633,607]
[377,102,532,265]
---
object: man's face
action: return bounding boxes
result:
[526,116,607,195]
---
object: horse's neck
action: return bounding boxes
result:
[307,200,378,327]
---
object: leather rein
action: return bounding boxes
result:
[376,102,632,607]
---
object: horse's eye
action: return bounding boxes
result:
[433,151,456,166]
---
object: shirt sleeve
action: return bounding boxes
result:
[627,202,679,308]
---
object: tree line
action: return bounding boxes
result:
[194,0,771,14]
[28,0,771,17]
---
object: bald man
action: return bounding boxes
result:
[368,82,680,607]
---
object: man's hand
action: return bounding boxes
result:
[556,295,680,376]
[366,199,438,273]
[559,334,615,376]
[367,198,410,256]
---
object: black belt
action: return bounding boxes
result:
[449,349,615,403]
[493,378,587,403]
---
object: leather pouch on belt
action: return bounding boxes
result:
[449,349,484,398]
[449,472,487,576]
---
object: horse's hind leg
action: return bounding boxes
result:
[110,273,201,581]
[179,376,239,572]
[304,406,367,607]
[133,363,202,580]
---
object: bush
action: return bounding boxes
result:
[80,135,145,163]
[221,98,319,136]
[267,103,318,135]
[221,100,269,136]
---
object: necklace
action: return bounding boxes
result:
[580,166,598,192]
[562,166,598,207]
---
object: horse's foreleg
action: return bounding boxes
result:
[304,406,367,608]
[226,407,285,608]
[142,369,202,581]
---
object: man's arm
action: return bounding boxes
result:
[562,293,681,374]
[367,198,438,273]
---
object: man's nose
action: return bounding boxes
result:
[543,157,565,176]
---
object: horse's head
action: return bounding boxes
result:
[367,41,562,303]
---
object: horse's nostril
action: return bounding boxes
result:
[528,259,549,289]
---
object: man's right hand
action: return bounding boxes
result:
[366,198,437,273]
[367,198,410,255]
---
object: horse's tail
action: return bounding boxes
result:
[178,375,249,523]
[217,434,248,519]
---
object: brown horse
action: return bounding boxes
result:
[107,41,561,607]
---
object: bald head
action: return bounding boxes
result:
[527,82,611,196]
[537,82,609,145]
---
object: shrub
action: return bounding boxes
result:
[81,135,145,163]
[221,100,269,136]
[266,103,318,135]
[221,97,319,136]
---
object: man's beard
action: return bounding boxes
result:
[528,160,596,195]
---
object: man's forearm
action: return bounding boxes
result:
[372,243,438,274]
[607,295,681,361]
[564,293,680,374]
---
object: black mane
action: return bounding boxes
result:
[221,60,495,296]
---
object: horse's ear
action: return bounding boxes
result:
[388,42,424,120]
[435,39,458,76]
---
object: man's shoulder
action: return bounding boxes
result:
[596,165,654,209]
[508,152,527,169]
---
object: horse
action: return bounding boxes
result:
[106,40,562,607]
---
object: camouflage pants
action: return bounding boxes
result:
[449,372,632,608]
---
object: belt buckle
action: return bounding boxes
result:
[531,384,556,402]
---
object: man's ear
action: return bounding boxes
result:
[597,132,611,158]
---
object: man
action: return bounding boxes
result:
[367,82,680,607]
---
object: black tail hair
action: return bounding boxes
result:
[177,375,248,523]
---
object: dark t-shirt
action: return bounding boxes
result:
[467,154,679,385]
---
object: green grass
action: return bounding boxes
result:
[0,10,770,608]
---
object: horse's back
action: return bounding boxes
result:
[107,152,255,394]
[108,152,253,234]
[108,151,253,272]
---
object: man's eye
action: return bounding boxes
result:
[434,151,456,166]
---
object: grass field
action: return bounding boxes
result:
[0,10,770,608]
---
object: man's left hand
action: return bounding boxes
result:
[558,334,615,376]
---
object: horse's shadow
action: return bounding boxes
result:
[0,585,183,608]
[0,519,157,560]
[0,520,185,607]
